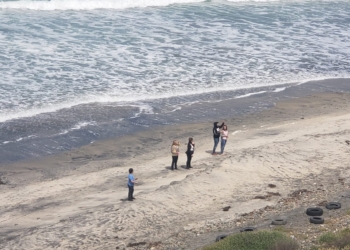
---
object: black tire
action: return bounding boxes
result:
[306,207,323,216]
[240,227,256,232]
[310,216,324,224]
[271,219,287,225]
[215,234,228,242]
[326,202,341,210]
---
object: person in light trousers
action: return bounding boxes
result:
[220,125,229,155]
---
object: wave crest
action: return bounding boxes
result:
[0,0,206,10]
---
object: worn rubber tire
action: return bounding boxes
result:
[306,207,323,216]
[271,219,287,225]
[326,202,341,210]
[215,234,228,242]
[240,227,256,232]
[310,217,324,224]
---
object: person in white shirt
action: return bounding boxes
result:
[220,125,229,155]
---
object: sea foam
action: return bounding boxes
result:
[0,0,349,123]
[0,0,205,10]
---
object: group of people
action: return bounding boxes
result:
[212,121,229,155]
[127,121,228,201]
[170,137,195,170]
[170,121,228,170]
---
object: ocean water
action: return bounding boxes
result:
[0,0,350,163]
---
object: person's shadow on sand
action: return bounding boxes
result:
[180,165,188,170]
[165,166,187,170]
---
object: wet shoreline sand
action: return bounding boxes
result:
[1,77,349,166]
[1,79,350,249]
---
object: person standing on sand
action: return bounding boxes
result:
[171,140,180,170]
[186,137,195,169]
[127,168,138,201]
[220,125,229,155]
[212,121,224,155]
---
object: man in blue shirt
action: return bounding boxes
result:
[128,168,137,201]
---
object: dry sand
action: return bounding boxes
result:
[1,92,350,249]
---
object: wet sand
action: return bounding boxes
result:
[1,88,350,249]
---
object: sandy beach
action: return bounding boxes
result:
[1,90,350,249]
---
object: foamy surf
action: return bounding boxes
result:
[1,1,350,122]
[0,0,206,10]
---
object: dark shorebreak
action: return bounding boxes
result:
[0,78,349,165]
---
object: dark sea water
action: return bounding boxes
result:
[0,0,350,164]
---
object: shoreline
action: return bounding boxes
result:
[1,77,350,166]
[1,88,350,249]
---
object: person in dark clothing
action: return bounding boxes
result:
[186,137,195,169]
[212,121,224,155]
[127,168,138,201]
